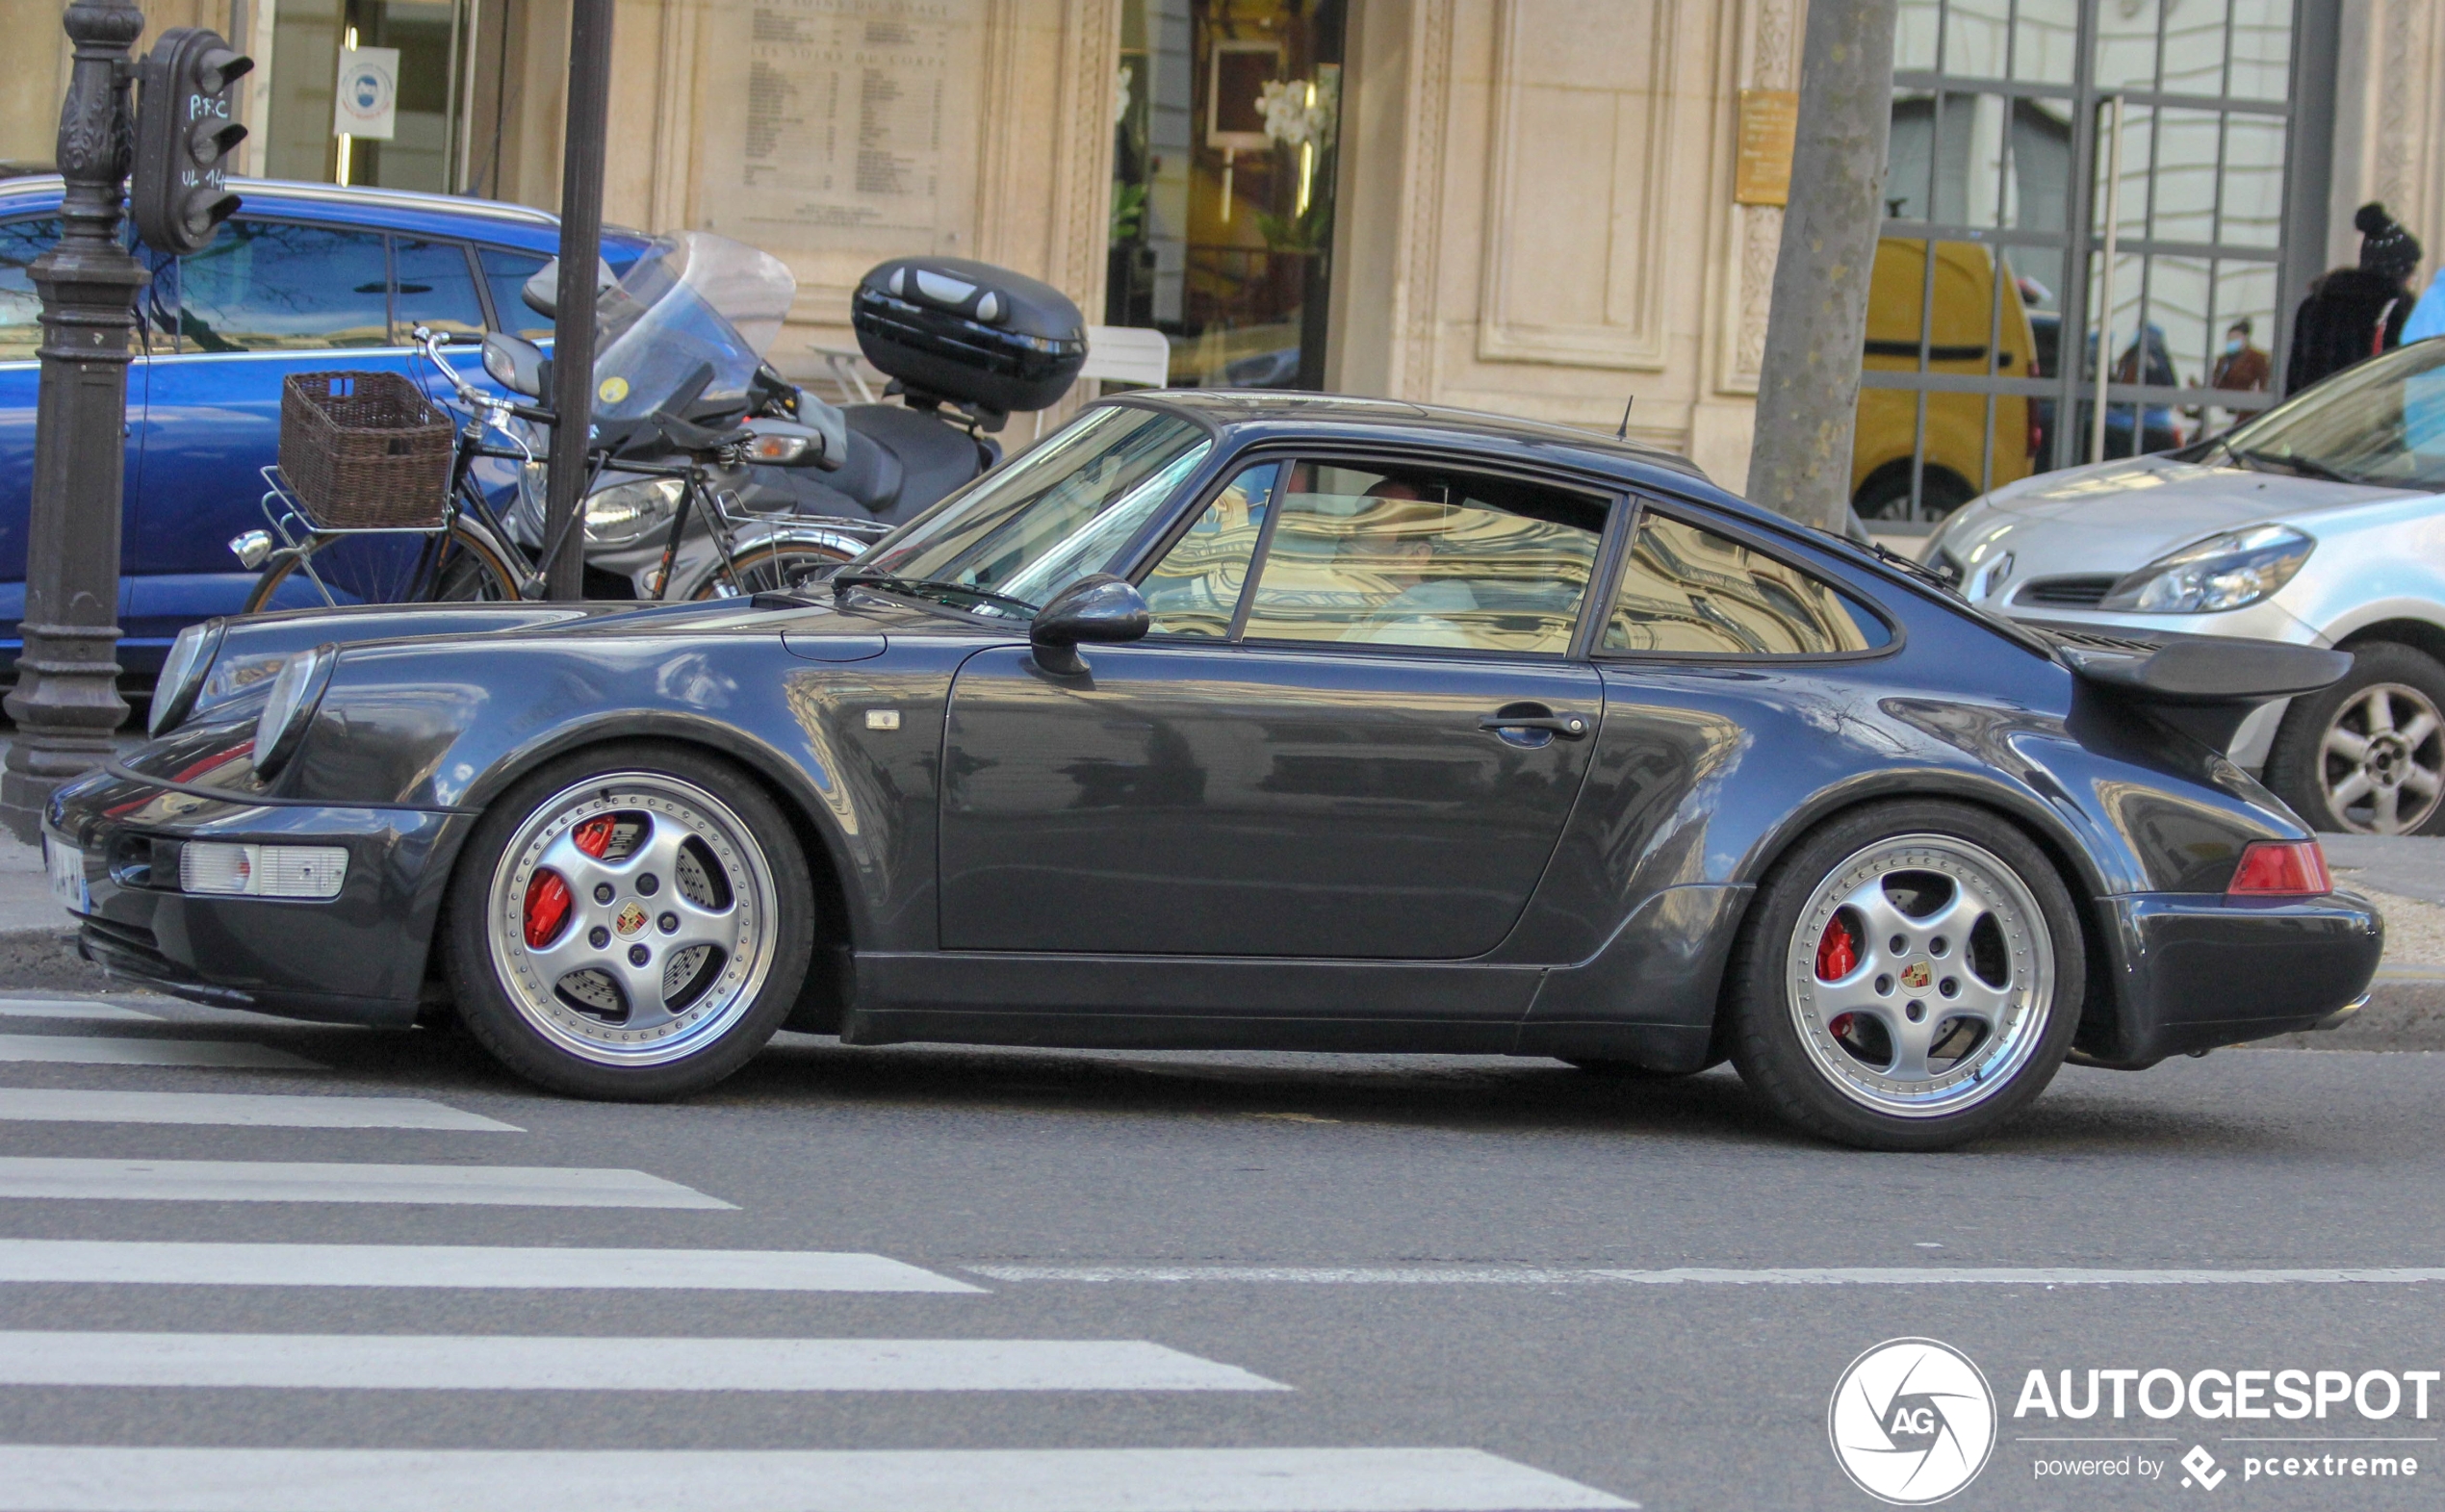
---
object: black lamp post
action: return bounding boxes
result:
[1,0,150,837]
[541,0,615,601]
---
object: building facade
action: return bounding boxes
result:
[6,0,2443,507]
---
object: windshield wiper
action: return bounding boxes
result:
[831,570,1040,619]
[2229,446,2359,485]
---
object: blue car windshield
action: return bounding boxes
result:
[2217,338,2445,491]
[859,407,1211,614]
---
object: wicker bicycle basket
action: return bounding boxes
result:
[278,372,454,529]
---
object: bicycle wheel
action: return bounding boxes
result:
[243,524,519,614]
[690,539,856,600]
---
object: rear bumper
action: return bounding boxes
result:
[47,770,468,1028]
[2080,890,2383,1065]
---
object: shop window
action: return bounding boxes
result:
[1604,514,1879,657]
[177,220,392,352]
[1240,464,1605,655]
[391,238,485,341]
[1109,0,1347,390]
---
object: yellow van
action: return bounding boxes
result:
[1851,239,2041,519]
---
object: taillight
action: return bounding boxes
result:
[2227,840,2333,897]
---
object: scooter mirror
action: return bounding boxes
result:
[521,256,619,320]
[482,333,550,397]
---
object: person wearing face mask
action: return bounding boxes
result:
[2210,318,2271,393]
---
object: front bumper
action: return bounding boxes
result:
[2080,890,2383,1065]
[47,769,471,1027]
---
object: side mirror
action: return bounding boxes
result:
[482,333,549,397]
[520,256,618,319]
[1029,574,1148,676]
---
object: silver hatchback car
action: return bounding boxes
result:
[1925,337,2445,834]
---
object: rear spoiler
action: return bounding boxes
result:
[2036,625,2353,750]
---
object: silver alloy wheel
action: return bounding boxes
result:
[2320,682,2445,834]
[485,773,777,1067]
[1785,833,2054,1118]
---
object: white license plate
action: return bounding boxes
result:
[44,837,90,915]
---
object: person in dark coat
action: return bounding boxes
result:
[2285,203,2423,393]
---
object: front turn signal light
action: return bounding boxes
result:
[2227,840,2333,897]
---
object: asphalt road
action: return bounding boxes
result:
[0,992,2436,1511]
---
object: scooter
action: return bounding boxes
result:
[506,237,1088,600]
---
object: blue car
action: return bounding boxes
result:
[0,175,651,676]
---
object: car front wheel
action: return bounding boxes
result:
[1727,802,2084,1150]
[2264,642,2445,835]
[445,744,813,1099]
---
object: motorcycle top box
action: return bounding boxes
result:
[852,257,1088,424]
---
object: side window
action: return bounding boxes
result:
[1604,511,1881,656]
[0,218,55,361]
[478,246,553,339]
[177,219,391,351]
[1140,460,1282,638]
[1237,463,1606,655]
[391,238,485,341]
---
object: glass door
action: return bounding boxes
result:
[1857,0,2306,523]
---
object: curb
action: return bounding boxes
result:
[0,927,111,993]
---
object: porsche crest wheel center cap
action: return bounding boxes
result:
[613,902,650,938]
[1899,960,1933,990]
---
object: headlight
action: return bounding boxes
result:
[583,477,685,547]
[2098,525,2315,613]
[251,643,336,780]
[149,619,226,737]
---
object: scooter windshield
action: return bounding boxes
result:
[590,231,796,424]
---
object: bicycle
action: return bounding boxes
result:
[237,328,872,613]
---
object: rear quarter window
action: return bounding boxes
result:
[1604,510,1890,656]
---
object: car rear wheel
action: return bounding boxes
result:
[444,744,813,1099]
[1727,802,2083,1150]
[2264,642,2445,835]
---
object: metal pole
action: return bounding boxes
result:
[542,0,614,601]
[2090,93,2124,466]
[2,0,148,837]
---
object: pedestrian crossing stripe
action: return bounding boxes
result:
[0,1089,517,1131]
[0,1033,322,1070]
[0,1240,981,1292]
[0,1157,730,1208]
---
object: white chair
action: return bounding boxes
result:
[1080,325,1172,390]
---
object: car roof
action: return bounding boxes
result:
[0,173,652,259]
[1111,389,1718,488]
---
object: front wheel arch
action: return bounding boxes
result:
[427,728,859,1033]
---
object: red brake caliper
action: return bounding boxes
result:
[523,872,572,948]
[1815,913,1858,981]
[523,817,619,949]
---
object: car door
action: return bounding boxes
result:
[939,455,1613,960]
[128,218,490,653]
[0,214,156,664]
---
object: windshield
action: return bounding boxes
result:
[858,406,1212,615]
[590,231,796,423]
[2216,338,2445,490]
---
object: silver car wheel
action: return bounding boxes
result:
[485,773,777,1067]
[2320,682,2445,835]
[1785,833,2054,1118]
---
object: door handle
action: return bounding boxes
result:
[1480,707,1592,740]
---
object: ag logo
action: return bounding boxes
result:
[613,902,649,938]
[1829,1338,1995,1504]
[1899,961,1933,990]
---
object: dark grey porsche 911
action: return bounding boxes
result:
[47,395,2381,1148]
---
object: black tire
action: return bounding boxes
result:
[2263,642,2445,835]
[443,742,814,1100]
[1852,461,1978,523]
[1726,800,2085,1151]
[693,541,856,600]
[243,524,519,613]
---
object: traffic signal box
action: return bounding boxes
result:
[132,28,253,257]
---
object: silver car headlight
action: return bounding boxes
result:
[149,618,226,737]
[583,477,685,548]
[252,643,336,780]
[2099,525,2314,614]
